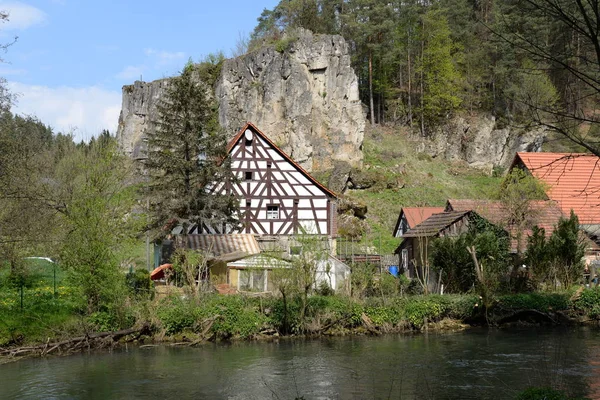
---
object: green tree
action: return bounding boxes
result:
[57,141,139,314]
[0,113,61,278]
[417,7,462,131]
[524,226,553,288]
[491,0,600,156]
[144,61,238,237]
[431,216,510,294]
[525,212,586,289]
[549,211,586,288]
[496,168,548,256]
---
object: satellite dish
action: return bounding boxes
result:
[244,129,253,142]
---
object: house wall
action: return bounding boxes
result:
[225,128,334,237]
[210,261,228,284]
[228,268,239,287]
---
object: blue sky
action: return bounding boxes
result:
[0,0,279,141]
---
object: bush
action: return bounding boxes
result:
[199,296,265,339]
[573,288,600,319]
[157,297,200,335]
[402,296,447,328]
[497,293,570,313]
[445,294,479,320]
[377,273,399,297]
[315,280,335,296]
[125,268,153,299]
[157,295,265,339]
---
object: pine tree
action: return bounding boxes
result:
[417,7,462,129]
[144,61,238,237]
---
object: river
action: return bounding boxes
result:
[1,327,600,399]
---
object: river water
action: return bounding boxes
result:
[2,328,600,399]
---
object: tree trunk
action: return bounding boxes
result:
[407,35,413,127]
[420,28,425,136]
[369,49,375,126]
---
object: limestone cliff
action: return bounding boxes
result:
[117,29,365,172]
[418,114,545,171]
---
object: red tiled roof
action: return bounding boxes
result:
[447,198,565,252]
[392,207,445,237]
[512,152,600,224]
[403,207,445,228]
[227,122,337,199]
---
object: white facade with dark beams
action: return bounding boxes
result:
[222,122,338,240]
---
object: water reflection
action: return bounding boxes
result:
[1,328,599,399]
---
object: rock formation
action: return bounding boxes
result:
[418,114,545,171]
[117,29,365,174]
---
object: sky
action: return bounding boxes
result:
[0,0,279,141]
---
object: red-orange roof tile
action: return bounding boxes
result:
[403,207,446,227]
[513,152,600,224]
[393,207,445,236]
[447,198,564,252]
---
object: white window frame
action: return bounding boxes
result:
[266,205,279,220]
[237,269,268,292]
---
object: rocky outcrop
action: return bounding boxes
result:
[118,79,169,160]
[117,29,365,173]
[418,114,545,170]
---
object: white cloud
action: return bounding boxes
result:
[8,82,121,141]
[116,65,145,80]
[0,2,46,30]
[144,48,185,66]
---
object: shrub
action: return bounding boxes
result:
[377,273,399,297]
[199,296,265,339]
[315,280,335,296]
[445,294,479,320]
[497,293,570,313]
[403,296,446,328]
[573,288,600,319]
[157,297,200,335]
[126,268,153,299]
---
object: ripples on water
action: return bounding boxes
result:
[1,327,599,399]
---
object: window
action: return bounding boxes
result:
[245,171,253,181]
[239,269,267,292]
[267,205,279,219]
[401,249,408,270]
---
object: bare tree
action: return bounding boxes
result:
[491,0,600,156]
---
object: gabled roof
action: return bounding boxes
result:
[176,234,261,262]
[402,210,472,238]
[227,122,337,199]
[511,152,600,224]
[446,198,565,252]
[393,207,445,236]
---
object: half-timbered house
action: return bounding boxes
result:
[176,122,349,293]
[225,122,338,240]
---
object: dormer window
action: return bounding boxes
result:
[245,171,253,181]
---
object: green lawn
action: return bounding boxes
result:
[346,126,502,253]
[0,259,78,346]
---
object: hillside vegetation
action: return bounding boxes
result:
[344,125,502,253]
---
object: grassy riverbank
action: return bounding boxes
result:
[3,279,600,348]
